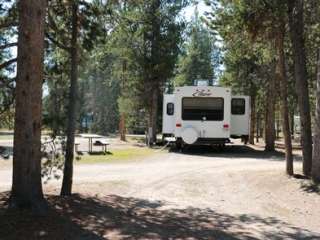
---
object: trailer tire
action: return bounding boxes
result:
[242,135,249,145]
[217,144,225,151]
[175,139,181,151]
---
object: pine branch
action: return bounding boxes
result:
[0,77,15,88]
[47,11,71,43]
[0,58,17,70]
[0,42,17,50]
[0,19,18,29]
[0,94,14,115]
[46,33,71,52]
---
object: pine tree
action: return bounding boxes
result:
[287,0,313,176]
[112,0,188,145]
[10,0,47,213]
[175,8,216,86]
[46,0,109,196]
[312,49,320,182]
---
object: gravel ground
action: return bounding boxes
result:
[0,143,319,239]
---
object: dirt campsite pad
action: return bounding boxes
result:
[0,144,320,239]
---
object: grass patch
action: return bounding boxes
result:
[76,147,157,164]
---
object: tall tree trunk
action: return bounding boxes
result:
[147,88,158,146]
[146,0,161,146]
[53,81,60,136]
[312,49,320,182]
[61,1,78,196]
[120,60,127,141]
[249,89,256,145]
[119,113,126,141]
[276,115,280,139]
[290,110,295,138]
[10,0,47,213]
[288,0,313,176]
[151,88,158,143]
[265,69,276,151]
[256,111,260,143]
[275,23,294,176]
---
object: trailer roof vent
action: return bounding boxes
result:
[194,79,210,87]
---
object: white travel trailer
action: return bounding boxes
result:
[162,86,250,148]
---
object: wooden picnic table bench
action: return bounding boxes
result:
[93,139,109,153]
[75,134,110,154]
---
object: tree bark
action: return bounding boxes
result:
[312,49,320,183]
[249,88,256,145]
[10,0,47,213]
[256,111,260,143]
[120,60,127,141]
[265,67,276,151]
[119,113,126,141]
[288,0,313,176]
[61,1,78,196]
[275,22,294,176]
[147,88,158,146]
[151,89,158,143]
[146,0,161,146]
[290,110,295,138]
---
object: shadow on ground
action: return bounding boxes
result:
[0,192,318,240]
[300,182,320,195]
[173,144,303,162]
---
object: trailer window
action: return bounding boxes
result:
[167,103,174,115]
[182,97,224,121]
[231,98,245,115]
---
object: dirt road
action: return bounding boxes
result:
[0,145,320,239]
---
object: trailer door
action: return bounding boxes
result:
[162,94,175,135]
[230,96,250,137]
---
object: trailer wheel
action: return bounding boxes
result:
[218,144,225,151]
[175,139,182,151]
[242,135,249,145]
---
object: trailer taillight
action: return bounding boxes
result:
[176,123,182,128]
[223,124,229,129]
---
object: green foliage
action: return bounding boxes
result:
[0,109,14,129]
[0,0,16,122]
[304,1,320,118]
[0,0,189,136]
[78,46,120,135]
[43,0,111,135]
[203,0,320,148]
[174,10,217,86]
[43,48,70,135]
[108,0,189,133]
[204,0,296,108]
[41,136,66,184]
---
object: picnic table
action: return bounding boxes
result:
[77,134,109,154]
